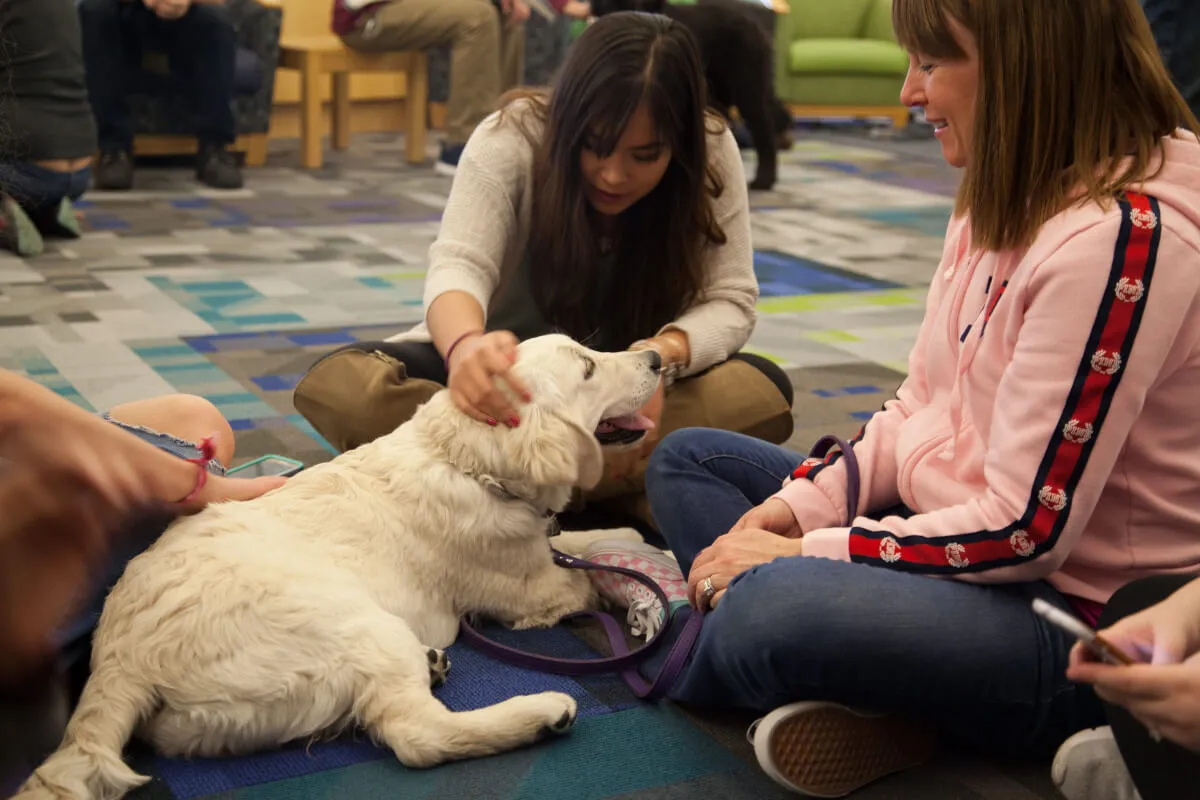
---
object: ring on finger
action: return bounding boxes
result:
[699,576,717,606]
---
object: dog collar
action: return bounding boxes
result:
[466,470,560,536]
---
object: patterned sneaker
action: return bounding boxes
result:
[1052,726,1141,800]
[581,538,687,639]
[749,702,936,797]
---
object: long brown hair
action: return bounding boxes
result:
[894,0,1200,252]
[498,12,726,349]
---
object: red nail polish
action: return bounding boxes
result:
[487,418,498,426]
[509,416,520,428]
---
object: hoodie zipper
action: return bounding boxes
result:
[896,245,990,504]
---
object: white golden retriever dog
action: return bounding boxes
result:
[19,334,662,800]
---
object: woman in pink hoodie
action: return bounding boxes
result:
[639,0,1200,795]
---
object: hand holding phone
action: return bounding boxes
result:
[1032,598,1137,666]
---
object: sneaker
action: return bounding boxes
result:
[0,194,44,257]
[196,142,244,190]
[749,702,936,797]
[435,142,466,177]
[30,198,82,239]
[1052,726,1141,800]
[94,149,134,191]
[581,537,687,639]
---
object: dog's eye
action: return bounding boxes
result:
[581,355,596,380]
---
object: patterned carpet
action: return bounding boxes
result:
[0,130,1065,798]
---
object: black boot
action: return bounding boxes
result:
[94,149,134,191]
[196,142,243,190]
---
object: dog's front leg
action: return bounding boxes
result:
[509,566,598,630]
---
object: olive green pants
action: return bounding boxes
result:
[293,340,795,521]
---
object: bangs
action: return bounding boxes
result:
[581,81,647,158]
[579,78,677,157]
[892,0,969,59]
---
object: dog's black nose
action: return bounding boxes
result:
[645,349,662,372]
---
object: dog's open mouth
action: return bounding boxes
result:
[595,413,655,447]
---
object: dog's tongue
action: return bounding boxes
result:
[599,413,655,432]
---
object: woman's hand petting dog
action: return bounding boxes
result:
[447,330,532,427]
[604,378,664,481]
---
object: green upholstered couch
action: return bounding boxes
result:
[774,0,909,125]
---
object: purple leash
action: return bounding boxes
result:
[807,434,860,522]
[458,435,860,702]
[459,550,704,701]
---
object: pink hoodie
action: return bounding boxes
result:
[773,131,1200,605]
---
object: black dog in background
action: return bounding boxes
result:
[589,0,792,190]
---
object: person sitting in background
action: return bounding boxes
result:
[78,0,243,191]
[1053,575,1200,800]
[624,0,1200,795]
[333,0,530,176]
[0,0,96,258]
[294,13,794,528]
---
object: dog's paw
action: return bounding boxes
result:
[531,693,578,741]
[426,648,451,688]
[748,175,777,191]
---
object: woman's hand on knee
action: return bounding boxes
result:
[687,528,803,610]
[446,330,531,427]
[732,498,801,538]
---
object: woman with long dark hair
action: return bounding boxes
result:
[296,12,794,509]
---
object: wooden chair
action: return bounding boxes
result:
[278,35,429,169]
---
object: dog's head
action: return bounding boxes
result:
[503,334,662,489]
[420,334,662,492]
[588,0,667,17]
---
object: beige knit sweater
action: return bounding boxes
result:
[386,101,759,377]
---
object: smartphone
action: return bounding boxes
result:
[1032,598,1136,666]
[227,454,304,479]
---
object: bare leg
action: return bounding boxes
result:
[107,394,235,466]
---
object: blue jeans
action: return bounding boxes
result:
[1142,0,1200,118]
[0,163,91,218]
[644,428,1105,757]
[78,0,238,150]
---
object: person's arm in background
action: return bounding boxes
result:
[1069,578,1200,752]
[604,128,754,479]
[421,116,531,425]
[637,127,755,379]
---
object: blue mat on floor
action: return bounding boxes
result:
[125,624,788,800]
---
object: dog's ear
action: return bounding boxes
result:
[507,407,604,489]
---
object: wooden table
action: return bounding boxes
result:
[278,35,429,169]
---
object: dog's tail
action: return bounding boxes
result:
[14,662,156,800]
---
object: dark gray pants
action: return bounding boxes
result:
[1143,0,1200,119]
